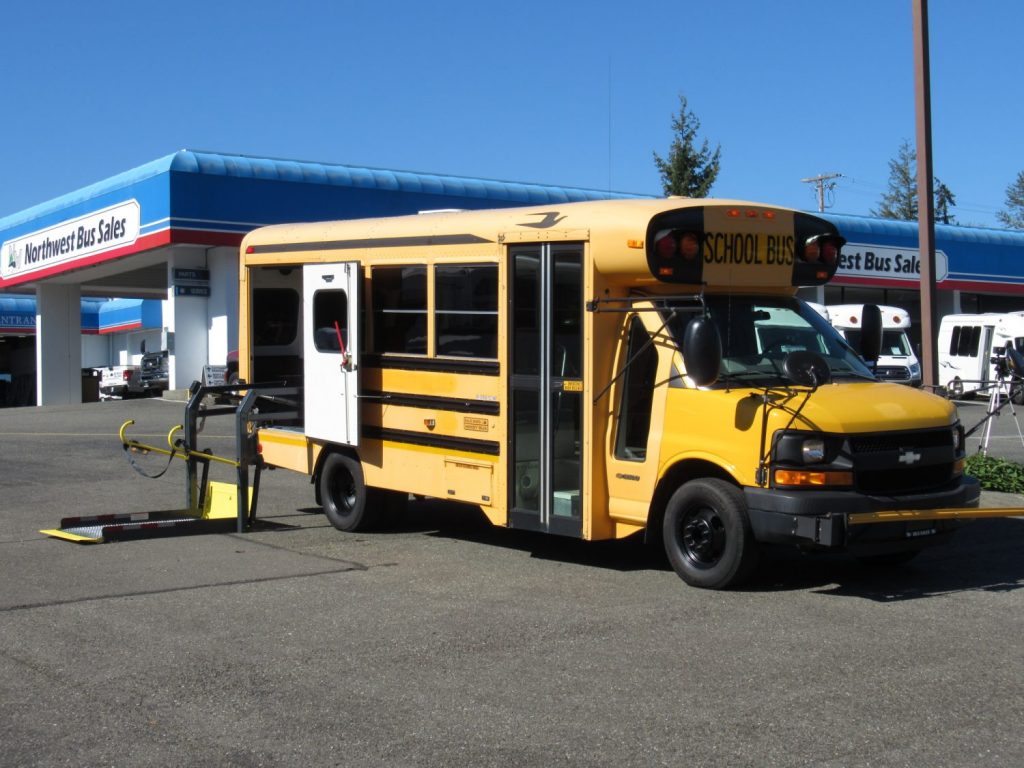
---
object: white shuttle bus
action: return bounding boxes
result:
[938,312,1024,400]
[827,304,921,387]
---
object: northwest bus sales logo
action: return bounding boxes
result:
[1,200,140,281]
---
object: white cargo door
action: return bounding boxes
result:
[303,262,361,445]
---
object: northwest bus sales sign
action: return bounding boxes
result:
[837,243,949,284]
[2,200,140,280]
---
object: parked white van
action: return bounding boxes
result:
[938,312,1024,400]
[827,304,922,386]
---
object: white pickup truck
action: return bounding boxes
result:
[98,365,144,400]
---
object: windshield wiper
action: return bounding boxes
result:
[717,371,787,386]
[827,369,876,381]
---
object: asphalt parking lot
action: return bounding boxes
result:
[2,397,1024,767]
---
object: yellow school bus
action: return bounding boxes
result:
[239,198,980,589]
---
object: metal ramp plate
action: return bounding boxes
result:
[40,510,236,544]
[40,482,246,544]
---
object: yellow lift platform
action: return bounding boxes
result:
[41,381,300,544]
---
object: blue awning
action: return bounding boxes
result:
[0,295,161,334]
[97,299,162,334]
[0,294,37,333]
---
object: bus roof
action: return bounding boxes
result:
[241,197,840,291]
[828,304,911,330]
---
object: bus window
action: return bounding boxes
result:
[552,252,582,377]
[312,290,348,352]
[372,266,427,355]
[615,316,658,461]
[435,264,497,358]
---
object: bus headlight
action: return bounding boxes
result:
[802,438,826,464]
[772,431,843,465]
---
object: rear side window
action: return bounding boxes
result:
[949,325,981,357]
[372,266,427,354]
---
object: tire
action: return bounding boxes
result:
[319,452,376,532]
[662,478,758,589]
[1012,383,1024,406]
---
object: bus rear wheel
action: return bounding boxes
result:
[662,478,758,589]
[320,452,376,532]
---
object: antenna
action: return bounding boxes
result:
[801,172,843,212]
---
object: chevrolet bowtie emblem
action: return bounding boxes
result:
[898,448,922,465]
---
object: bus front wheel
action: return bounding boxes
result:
[320,452,376,532]
[662,479,758,589]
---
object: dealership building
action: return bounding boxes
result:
[2,149,1023,406]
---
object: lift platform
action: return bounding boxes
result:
[40,381,300,544]
[40,480,244,543]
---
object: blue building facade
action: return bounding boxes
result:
[0,150,646,405]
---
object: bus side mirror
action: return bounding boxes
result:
[860,304,883,363]
[683,316,721,386]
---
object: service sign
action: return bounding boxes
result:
[837,243,949,284]
[2,200,141,280]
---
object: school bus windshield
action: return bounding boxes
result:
[664,296,875,386]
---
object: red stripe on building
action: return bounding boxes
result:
[0,227,245,290]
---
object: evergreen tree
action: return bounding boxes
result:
[872,140,917,220]
[653,95,721,198]
[934,178,957,224]
[997,171,1024,229]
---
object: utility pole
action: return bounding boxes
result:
[914,0,938,390]
[800,173,843,212]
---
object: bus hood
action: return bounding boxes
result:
[766,381,957,433]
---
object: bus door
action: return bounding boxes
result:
[980,325,995,386]
[303,262,361,445]
[509,243,584,537]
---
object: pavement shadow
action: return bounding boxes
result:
[280,500,1024,597]
[747,518,1024,601]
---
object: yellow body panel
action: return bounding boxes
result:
[239,197,977,546]
[656,383,957,488]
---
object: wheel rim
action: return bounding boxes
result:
[330,468,357,515]
[680,506,726,567]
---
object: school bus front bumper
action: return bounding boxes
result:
[740,477,1024,550]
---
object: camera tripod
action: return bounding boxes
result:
[968,372,1024,456]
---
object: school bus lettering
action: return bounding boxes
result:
[702,233,794,266]
[240,197,995,593]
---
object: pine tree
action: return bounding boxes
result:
[872,140,918,220]
[653,95,721,198]
[934,178,957,224]
[996,171,1024,229]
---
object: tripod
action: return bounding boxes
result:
[973,370,1024,456]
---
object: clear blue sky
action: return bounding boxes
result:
[4,0,1021,228]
